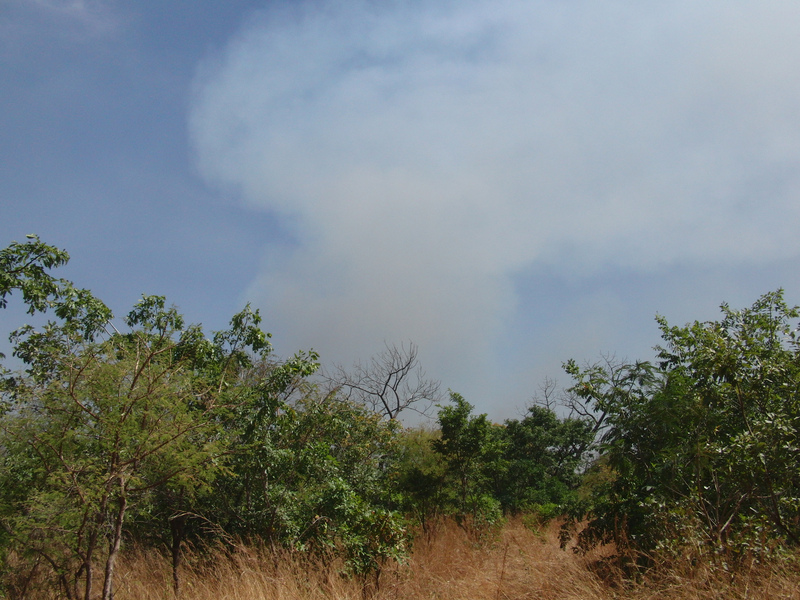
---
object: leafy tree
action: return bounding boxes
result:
[208,367,408,578]
[499,405,593,516]
[656,290,800,549]
[0,235,112,344]
[389,426,447,535]
[0,236,411,595]
[566,290,800,562]
[122,302,272,596]
[432,393,504,535]
[564,357,678,556]
[0,296,269,600]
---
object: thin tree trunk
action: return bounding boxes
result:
[82,529,99,600]
[102,490,127,600]
[170,514,186,597]
[84,490,110,600]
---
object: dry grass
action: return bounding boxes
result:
[107,519,800,600]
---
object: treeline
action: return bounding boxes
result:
[1,237,799,599]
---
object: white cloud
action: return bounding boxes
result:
[189,0,800,412]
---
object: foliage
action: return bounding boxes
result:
[389,426,447,534]
[0,292,271,600]
[566,290,800,563]
[0,235,70,315]
[209,373,408,576]
[432,393,505,537]
[499,404,594,516]
[0,235,112,345]
[8,237,800,594]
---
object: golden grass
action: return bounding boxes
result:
[107,519,800,600]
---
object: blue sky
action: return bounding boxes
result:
[3,0,800,420]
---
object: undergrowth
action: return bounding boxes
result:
[103,519,800,600]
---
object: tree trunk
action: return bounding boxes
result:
[170,514,187,597]
[81,527,100,600]
[102,490,127,600]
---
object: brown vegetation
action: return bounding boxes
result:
[105,519,800,600]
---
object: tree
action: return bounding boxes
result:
[564,358,676,556]
[123,301,273,596]
[0,296,270,600]
[655,290,800,549]
[390,426,447,535]
[499,404,593,515]
[0,236,412,596]
[209,378,408,578]
[432,393,504,535]
[565,290,800,562]
[327,342,441,421]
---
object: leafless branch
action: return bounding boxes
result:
[326,342,441,420]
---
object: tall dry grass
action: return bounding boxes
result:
[107,519,800,600]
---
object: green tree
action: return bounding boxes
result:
[0,236,410,595]
[390,426,447,535]
[564,357,679,556]
[566,290,800,562]
[499,404,593,516]
[655,290,800,549]
[208,367,408,578]
[433,393,504,535]
[0,296,269,600]
[122,301,272,596]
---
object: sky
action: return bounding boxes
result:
[3,0,800,420]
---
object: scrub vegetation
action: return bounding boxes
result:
[2,236,800,599]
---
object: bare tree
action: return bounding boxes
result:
[327,342,441,420]
[529,376,561,412]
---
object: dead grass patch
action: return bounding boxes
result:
[78,520,800,600]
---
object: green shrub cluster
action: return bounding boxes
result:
[564,290,800,567]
